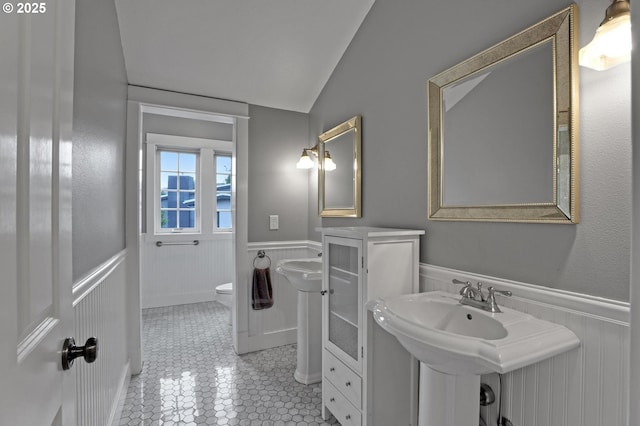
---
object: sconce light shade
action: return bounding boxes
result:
[324,151,336,171]
[579,0,631,71]
[296,149,315,169]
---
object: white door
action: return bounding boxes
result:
[0,1,78,425]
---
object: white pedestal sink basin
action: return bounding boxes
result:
[275,259,322,292]
[372,291,580,426]
[275,258,323,384]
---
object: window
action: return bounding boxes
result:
[146,133,234,235]
[159,150,198,231]
[216,154,232,229]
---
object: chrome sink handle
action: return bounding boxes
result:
[489,287,512,297]
[486,287,513,313]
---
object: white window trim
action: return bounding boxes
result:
[145,133,234,236]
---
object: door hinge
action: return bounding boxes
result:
[361,346,364,358]
[362,257,364,268]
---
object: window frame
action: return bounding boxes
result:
[146,133,234,236]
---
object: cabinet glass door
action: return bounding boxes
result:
[326,237,362,367]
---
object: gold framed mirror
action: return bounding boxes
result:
[318,115,362,217]
[428,5,579,223]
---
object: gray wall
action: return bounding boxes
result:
[248,105,309,242]
[139,105,308,241]
[308,0,632,301]
[72,0,128,280]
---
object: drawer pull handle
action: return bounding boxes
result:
[330,397,335,402]
[346,381,351,386]
[330,367,335,372]
[346,415,351,420]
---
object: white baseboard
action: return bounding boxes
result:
[294,370,322,385]
[246,328,297,353]
[108,361,131,426]
[142,290,217,309]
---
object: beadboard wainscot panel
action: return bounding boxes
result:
[246,241,321,352]
[140,234,234,308]
[72,250,129,426]
[420,264,629,426]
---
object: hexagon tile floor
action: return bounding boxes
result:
[118,301,339,426]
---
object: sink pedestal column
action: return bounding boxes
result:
[419,363,480,426]
[293,291,322,384]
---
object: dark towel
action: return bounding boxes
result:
[252,267,274,310]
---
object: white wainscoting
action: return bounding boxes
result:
[140,235,234,308]
[245,241,321,352]
[421,264,630,426]
[140,236,319,353]
[72,250,129,426]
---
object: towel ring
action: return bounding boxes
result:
[253,250,271,268]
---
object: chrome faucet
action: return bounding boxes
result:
[452,279,512,313]
[452,279,484,301]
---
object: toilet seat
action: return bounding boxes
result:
[216,283,232,294]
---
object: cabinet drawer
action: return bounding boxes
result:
[324,350,362,407]
[324,380,362,426]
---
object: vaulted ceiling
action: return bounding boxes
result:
[115,0,375,112]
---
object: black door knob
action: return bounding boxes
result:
[61,337,98,370]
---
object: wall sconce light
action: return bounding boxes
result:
[579,0,631,71]
[296,144,336,170]
[296,147,316,169]
[323,151,337,171]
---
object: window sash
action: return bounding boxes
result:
[157,149,200,232]
[215,153,233,230]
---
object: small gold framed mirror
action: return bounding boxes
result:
[428,5,579,223]
[318,115,362,217]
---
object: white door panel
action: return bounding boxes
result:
[0,1,77,425]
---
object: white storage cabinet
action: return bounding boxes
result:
[320,227,424,426]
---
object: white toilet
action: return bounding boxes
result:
[215,282,233,323]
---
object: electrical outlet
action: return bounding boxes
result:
[269,215,279,230]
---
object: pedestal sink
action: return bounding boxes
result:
[371,291,580,426]
[275,258,323,384]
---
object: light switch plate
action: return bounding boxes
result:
[269,215,279,230]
